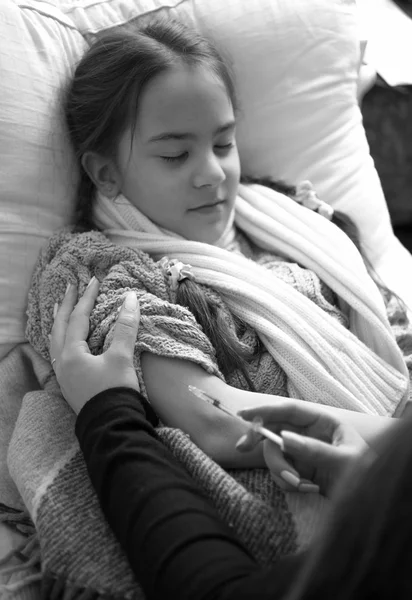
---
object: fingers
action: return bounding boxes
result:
[236,424,319,493]
[239,401,319,429]
[64,277,100,347]
[238,401,341,443]
[50,282,78,361]
[281,430,342,472]
[262,441,313,492]
[108,291,140,359]
[235,420,265,452]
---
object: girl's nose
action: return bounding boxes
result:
[193,153,226,188]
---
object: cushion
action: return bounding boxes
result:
[0,0,86,359]
[1,0,412,361]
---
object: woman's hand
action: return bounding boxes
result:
[50,277,141,414]
[236,401,372,497]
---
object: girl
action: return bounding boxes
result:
[27,15,411,486]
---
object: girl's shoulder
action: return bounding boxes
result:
[42,226,154,269]
[32,226,169,301]
[46,226,119,253]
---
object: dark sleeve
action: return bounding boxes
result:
[75,387,306,600]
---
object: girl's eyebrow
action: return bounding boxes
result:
[146,120,236,143]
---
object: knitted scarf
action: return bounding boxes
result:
[93,183,409,416]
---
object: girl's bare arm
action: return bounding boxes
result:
[141,354,396,467]
[141,353,266,467]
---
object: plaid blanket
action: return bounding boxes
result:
[2,345,329,598]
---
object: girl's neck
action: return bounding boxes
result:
[213,207,236,249]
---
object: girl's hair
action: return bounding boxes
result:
[288,410,412,600]
[175,281,258,389]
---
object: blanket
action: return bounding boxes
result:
[1,345,329,599]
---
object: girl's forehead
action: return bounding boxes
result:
[136,65,235,142]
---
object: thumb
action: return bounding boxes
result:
[109,292,140,359]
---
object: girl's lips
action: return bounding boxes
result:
[190,200,225,212]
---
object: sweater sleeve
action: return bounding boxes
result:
[25,230,223,402]
[75,387,306,600]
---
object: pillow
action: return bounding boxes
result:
[1,0,412,361]
[0,0,86,360]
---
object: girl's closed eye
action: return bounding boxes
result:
[160,143,235,164]
[215,142,235,153]
[161,152,188,163]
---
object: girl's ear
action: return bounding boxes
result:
[81,152,121,199]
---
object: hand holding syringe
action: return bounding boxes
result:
[189,385,284,449]
[189,385,373,498]
[189,385,320,494]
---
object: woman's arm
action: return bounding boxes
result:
[141,353,397,466]
[76,387,305,600]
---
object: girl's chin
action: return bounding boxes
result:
[194,227,231,246]
[185,206,234,245]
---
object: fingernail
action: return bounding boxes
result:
[53,302,59,319]
[299,482,320,494]
[65,282,72,295]
[124,291,138,311]
[235,434,248,449]
[87,276,97,289]
[280,470,300,488]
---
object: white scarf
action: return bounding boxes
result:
[93,183,409,415]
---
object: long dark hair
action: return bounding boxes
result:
[288,412,412,599]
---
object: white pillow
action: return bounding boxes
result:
[0,1,86,360]
[1,0,411,360]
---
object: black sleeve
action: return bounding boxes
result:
[75,387,306,600]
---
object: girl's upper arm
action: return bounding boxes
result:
[141,352,266,467]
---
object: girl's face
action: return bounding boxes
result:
[115,64,240,244]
